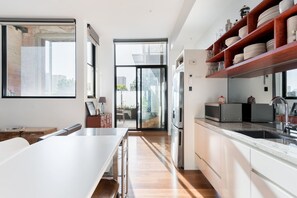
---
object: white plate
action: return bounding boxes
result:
[225,36,240,47]
[258,5,279,21]
[239,26,248,38]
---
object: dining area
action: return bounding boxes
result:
[0,125,128,198]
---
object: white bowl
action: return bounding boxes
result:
[239,26,248,38]
[233,53,244,64]
[225,36,240,47]
[279,0,294,13]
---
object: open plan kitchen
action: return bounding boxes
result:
[1,0,297,197]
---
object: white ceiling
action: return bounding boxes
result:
[0,0,186,39]
[0,0,260,48]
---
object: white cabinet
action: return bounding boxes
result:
[221,137,251,198]
[251,171,293,198]
[194,124,205,171]
[195,121,297,198]
[194,123,205,159]
[203,126,222,177]
[251,149,297,197]
[194,123,222,194]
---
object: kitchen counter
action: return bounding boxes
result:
[195,119,297,166]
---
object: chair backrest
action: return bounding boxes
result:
[38,129,68,141]
[64,123,82,134]
[0,137,29,163]
[38,123,82,141]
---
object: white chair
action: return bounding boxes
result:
[0,137,29,163]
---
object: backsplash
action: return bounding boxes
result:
[228,74,273,104]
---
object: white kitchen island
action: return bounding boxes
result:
[0,135,123,198]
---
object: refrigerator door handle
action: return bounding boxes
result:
[173,110,175,119]
[179,131,182,146]
[179,108,183,123]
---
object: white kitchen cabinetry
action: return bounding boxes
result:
[194,123,222,194]
[251,171,293,198]
[194,123,205,171]
[195,121,297,197]
[251,149,297,197]
[221,137,251,198]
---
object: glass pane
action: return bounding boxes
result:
[5,24,76,97]
[115,42,167,66]
[87,40,94,65]
[140,68,165,128]
[87,65,94,97]
[286,69,297,97]
[116,67,137,129]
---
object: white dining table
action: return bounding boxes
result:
[70,127,129,198]
[0,135,122,198]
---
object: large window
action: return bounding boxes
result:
[87,39,96,98]
[282,69,297,99]
[1,19,76,98]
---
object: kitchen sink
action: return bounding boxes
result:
[233,130,283,139]
[233,130,297,146]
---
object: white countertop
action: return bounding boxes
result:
[195,119,297,166]
[0,136,122,198]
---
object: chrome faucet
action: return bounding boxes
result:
[270,96,290,132]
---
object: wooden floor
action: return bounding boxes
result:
[127,132,219,198]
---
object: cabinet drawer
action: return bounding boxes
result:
[195,153,205,172]
[251,171,293,198]
[251,149,297,196]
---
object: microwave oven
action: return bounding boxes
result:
[205,103,242,122]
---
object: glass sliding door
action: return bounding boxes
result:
[137,67,166,129]
[116,67,137,129]
[114,39,168,130]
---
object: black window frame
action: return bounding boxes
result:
[282,70,297,99]
[87,39,96,98]
[113,39,168,131]
[1,18,77,98]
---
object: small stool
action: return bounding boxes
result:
[91,179,119,198]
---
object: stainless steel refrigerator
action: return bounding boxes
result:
[171,64,184,168]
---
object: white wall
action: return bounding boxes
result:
[228,75,273,104]
[194,0,262,49]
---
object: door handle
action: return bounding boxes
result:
[179,108,182,122]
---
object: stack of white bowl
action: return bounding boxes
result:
[287,15,297,43]
[243,43,267,60]
[266,39,275,51]
[225,36,240,47]
[257,5,280,27]
[279,0,294,13]
[238,26,248,38]
[233,53,244,64]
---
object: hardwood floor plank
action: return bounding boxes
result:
[128,133,219,197]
